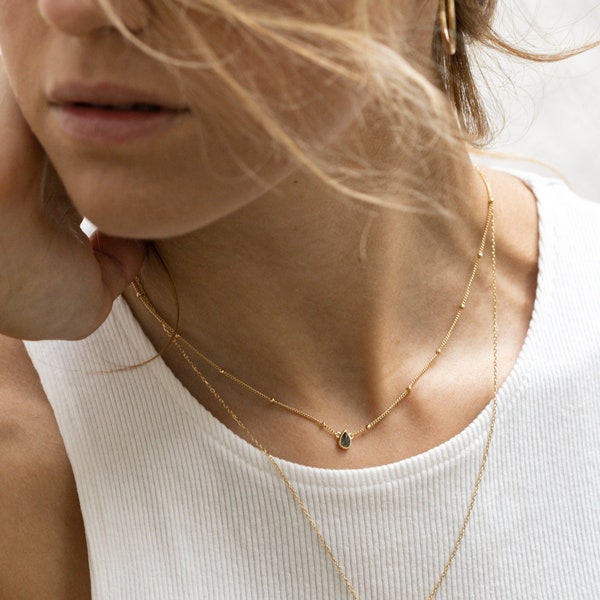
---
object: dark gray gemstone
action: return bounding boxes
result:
[338,431,352,450]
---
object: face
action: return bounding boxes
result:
[0,1,367,238]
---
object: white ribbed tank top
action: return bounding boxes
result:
[26,174,600,599]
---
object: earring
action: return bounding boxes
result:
[438,0,457,56]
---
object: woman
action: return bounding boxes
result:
[0,0,598,598]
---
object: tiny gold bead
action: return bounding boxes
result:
[407,385,413,392]
[270,397,276,403]
[220,369,225,374]
[478,251,484,258]
[460,303,466,309]
[366,424,372,430]
[436,348,442,355]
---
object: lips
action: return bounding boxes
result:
[70,102,164,112]
[48,81,189,112]
[48,82,190,144]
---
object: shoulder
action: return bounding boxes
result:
[0,335,90,599]
[507,174,600,377]
[518,173,600,307]
[524,172,600,239]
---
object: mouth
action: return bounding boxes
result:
[69,102,166,112]
[48,83,191,144]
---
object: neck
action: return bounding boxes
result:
[125,141,492,416]
[122,112,540,468]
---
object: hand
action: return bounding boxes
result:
[0,67,145,341]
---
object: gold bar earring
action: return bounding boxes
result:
[439,0,457,56]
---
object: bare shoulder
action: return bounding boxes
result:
[0,335,90,599]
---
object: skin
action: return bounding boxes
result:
[0,0,538,596]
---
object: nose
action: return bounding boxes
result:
[37,0,149,37]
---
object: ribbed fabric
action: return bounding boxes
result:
[26,173,600,599]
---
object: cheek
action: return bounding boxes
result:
[0,4,41,94]
[181,15,367,162]
[0,1,24,46]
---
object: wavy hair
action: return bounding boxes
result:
[95,0,596,210]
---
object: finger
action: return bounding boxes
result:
[90,232,147,301]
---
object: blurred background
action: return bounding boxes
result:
[480,0,600,201]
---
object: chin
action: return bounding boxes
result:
[74,188,232,240]
[55,149,285,239]
[80,203,194,240]
[65,188,170,240]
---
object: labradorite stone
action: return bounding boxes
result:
[339,431,352,450]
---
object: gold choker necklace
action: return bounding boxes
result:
[133,182,492,451]
[132,167,498,599]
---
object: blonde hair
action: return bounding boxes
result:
[96,0,597,211]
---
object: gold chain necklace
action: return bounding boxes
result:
[133,181,492,452]
[132,168,498,599]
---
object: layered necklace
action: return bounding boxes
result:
[132,167,498,599]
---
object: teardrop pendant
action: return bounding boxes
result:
[338,430,352,450]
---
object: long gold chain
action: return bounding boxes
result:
[133,183,493,452]
[133,168,497,598]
